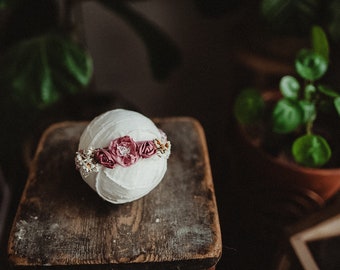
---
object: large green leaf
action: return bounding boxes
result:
[292,134,331,167]
[233,88,264,125]
[272,98,303,133]
[295,49,328,81]
[0,34,93,109]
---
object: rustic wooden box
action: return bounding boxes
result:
[8,117,222,269]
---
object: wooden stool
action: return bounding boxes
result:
[8,117,222,269]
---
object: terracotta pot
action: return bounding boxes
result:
[237,123,340,201]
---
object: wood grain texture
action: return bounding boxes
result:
[8,117,222,269]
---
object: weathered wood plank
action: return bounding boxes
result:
[8,117,222,269]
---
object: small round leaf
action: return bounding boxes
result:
[299,100,316,123]
[272,98,303,134]
[280,75,300,99]
[295,49,328,81]
[233,88,264,125]
[304,84,316,100]
[292,134,331,167]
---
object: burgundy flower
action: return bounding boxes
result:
[94,148,116,168]
[137,141,157,158]
[108,136,139,167]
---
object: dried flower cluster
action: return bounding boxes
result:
[75,134,171,177]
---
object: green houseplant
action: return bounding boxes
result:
[234,26,340,200]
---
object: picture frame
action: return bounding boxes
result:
[287,194,340,270]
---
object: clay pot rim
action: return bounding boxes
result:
[240,124,340,176]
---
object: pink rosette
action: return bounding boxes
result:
[109,136,139,167]
[137,141,157,158]
[94,148,116,168]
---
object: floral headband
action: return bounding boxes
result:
[75,130,171,177]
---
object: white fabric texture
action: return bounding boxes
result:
[78,109,168,204]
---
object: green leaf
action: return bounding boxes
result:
[334,97,340,117]
[0,34,93,109]
[299,100,316,123]
[272,98,303,134]
[295,49,328,81]
[304,84,316,100]
[280,75,300,99]
[311,25,329,62]
[318,84,340,98]
[233,88,264,125]
[292,134,331,167]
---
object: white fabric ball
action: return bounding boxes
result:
[77,109,169,204]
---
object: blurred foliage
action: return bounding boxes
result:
[0,0,181,110]
[0,0,90,116]
[1,34,93,109]
[0,0,181,171]
[261,0,340,41]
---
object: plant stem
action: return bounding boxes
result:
[304,79,316,135]
[306,119,313,135]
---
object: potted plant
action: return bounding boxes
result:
[233,25,340,201]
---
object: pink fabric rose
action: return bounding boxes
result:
[94,149,116,168]
[137,141,157,158]
[109,136,139,167]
